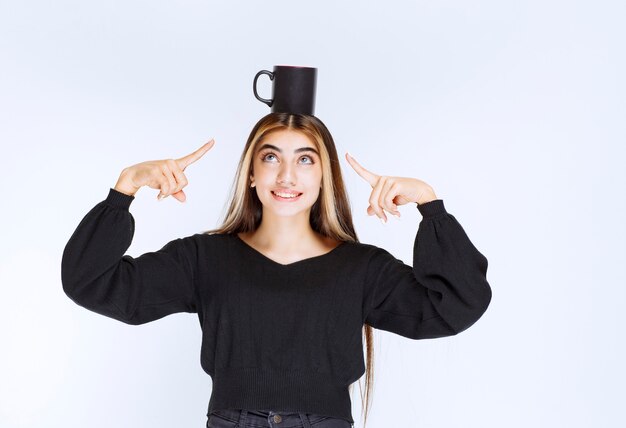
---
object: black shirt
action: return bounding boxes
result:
[61,188,492,423]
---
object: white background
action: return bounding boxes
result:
[1,0,624,427]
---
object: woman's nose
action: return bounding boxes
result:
[276,164,296,185]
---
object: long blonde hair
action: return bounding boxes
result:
[203,112,375,427]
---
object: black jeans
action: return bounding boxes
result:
[206,409,354,428]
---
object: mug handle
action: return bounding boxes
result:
[253,70,274,107]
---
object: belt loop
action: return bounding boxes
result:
[238,409,248,427]
[298,412,312,428]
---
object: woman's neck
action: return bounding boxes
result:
[249,213,321,253]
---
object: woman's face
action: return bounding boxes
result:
[250,129,323,218]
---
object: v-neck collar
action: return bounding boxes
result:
[232,233,348,268]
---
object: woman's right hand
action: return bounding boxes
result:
[114,139,215,203]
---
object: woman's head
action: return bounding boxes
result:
[249,128,323,223]
[205,113,357,242]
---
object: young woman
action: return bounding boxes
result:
[62,112,492,428]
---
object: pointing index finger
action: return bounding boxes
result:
[178,139,215,171]
[345,152,378,187]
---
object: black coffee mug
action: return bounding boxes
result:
[253,65,317,116]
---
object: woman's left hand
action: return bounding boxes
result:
[345,152,437,223]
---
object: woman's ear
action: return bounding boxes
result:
[250,174,255,188]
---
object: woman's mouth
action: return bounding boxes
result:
[271,190,303,202]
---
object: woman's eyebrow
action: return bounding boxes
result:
[257,143,319,156]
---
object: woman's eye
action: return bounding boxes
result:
[262,153,277,162]
[300,155,314,164]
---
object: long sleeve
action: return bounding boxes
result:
[363,199,491,339]
[61,188,198,325]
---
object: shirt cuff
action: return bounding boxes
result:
[105,188,135,210]
[416,199,446,218]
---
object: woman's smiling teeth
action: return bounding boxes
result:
[272,190,302,199]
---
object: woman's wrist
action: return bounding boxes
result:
[114,171,139,197]
[416,188,438,205]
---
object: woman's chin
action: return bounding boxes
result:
[261,202,314,218]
